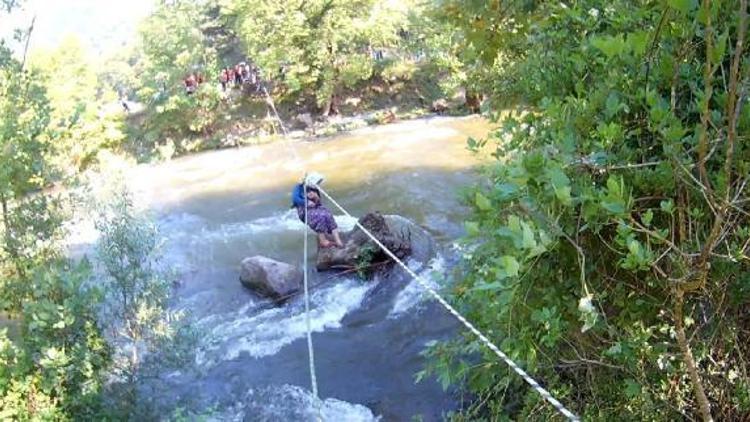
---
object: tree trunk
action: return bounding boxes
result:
[0,193,24,279]
[322,93,339,116]
[674,291,713,422]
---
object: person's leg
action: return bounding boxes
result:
[317,232,333,248]
[331,229,344,248]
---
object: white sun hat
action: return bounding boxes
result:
[304,172,325,186]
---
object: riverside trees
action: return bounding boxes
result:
[425,1,750,420]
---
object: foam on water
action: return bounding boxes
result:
[177,210,357,242]
[212,384,379,421]
[388,255,446,318]
[154,210,358,274]
[195,278,373,367]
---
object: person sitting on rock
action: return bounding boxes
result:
[291,173,344,249]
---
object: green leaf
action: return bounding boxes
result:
[465,221,480,236]
[475,192,492,211]
[521,222,536,250]
[501,255,520,277]
[605,343,622,356]
[546,167,570,188]
[472,281,504,291]
[713,31,728,64]
[627,31,649,56]
[601,200,626,214]
[554,186,573,206]
[624,379,642,398]
[591,35,628,59]
[606,176,622,197]
[660,199,675,214]
[642,210,653,226]
[668,0,697,13]
[605,92,622,118]
[495,182,519,200]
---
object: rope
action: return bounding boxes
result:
[315,185,581,422]
[263,80,321,413]
[303,183,320,398]
[262,85,291,138]
[262,81,578,421]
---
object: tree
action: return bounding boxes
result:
[133,0,223,144]
[426,0,750,420]
[221,0,411,114]
[0,5,113,420]
[29,36,126,172]
[0,16,62,307]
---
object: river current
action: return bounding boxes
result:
[71,115,491,421]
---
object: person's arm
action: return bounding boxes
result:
[291,184,305,207]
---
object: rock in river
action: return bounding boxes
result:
[239,256,303,300]
[316,212,435,275]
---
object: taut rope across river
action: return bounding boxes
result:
[261,85,581,421]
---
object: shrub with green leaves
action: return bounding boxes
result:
[94,188,193,418]
[427,1,750,420]
[0,261,111,420]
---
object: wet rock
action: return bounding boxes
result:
[295,112,314,128]
[316,213,434,275]
[239,256,302,300]
[383,215,434,265]
[431,98,448,113]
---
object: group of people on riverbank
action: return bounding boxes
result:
[181,61,263,95]
[219,62,262,93]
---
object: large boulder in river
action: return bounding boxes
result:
[239,256,302,300]
[316,212,435,275]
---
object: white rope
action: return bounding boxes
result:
[315,185,581,422]
[263,80,578,421]
[303,183,320,399]
[263,84,320,404]
[262,85,291,138]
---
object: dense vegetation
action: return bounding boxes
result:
[122,0,469,159]
[422,0,750,420]
[1,0,748,420]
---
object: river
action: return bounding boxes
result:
[90,115,492,420]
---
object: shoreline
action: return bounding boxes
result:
[154,109,484,164]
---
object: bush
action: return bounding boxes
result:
[0,261,111,420]
[94,188,193,418]
[427,1,750,420]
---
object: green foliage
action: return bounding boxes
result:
[134,0,224,142]
[0,261,111,420]
[355,244,378,278]
[222,0,412,111]
[427,0,750,420]
[28,36,126,172]
[94,187,193,417]
[0,26,65,311]
[0,5,112,418]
